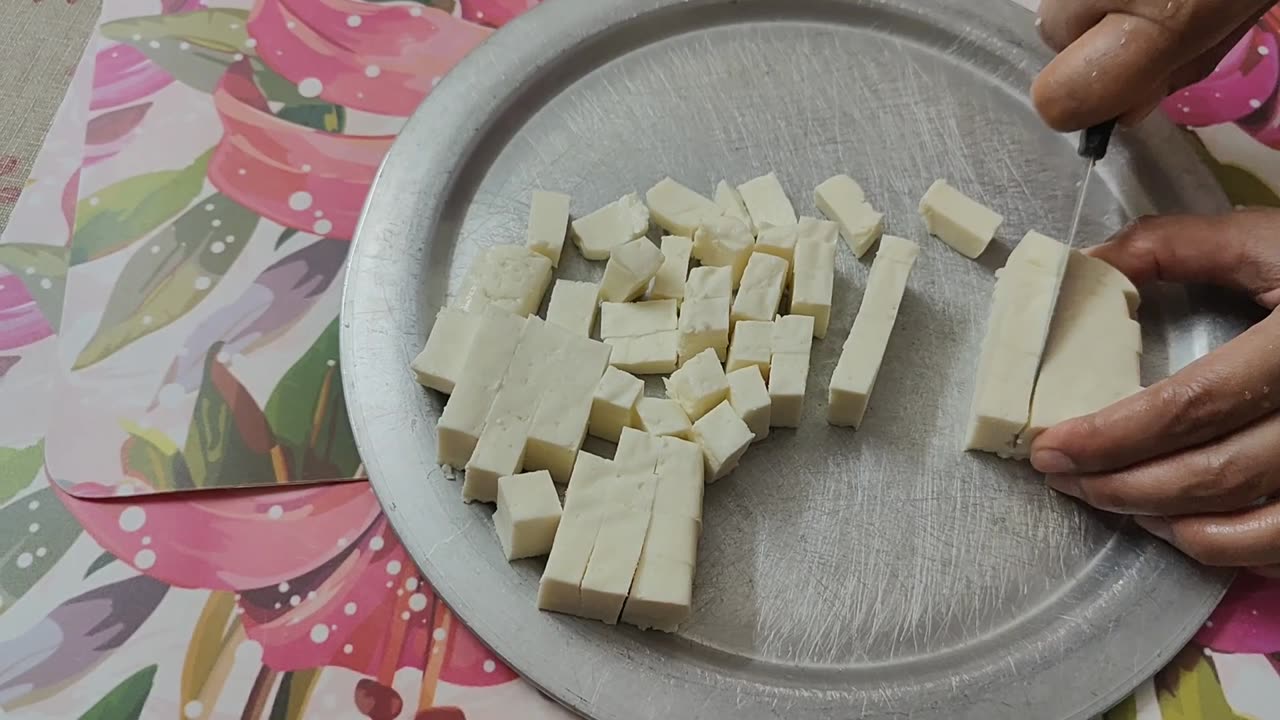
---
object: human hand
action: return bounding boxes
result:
[1030,210,1280,574]
[1031,0,1276,131]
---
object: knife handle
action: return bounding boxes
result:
[1078,119,1118,161]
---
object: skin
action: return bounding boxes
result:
[1031,1,1280,571]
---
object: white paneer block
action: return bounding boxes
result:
[772,314,815,355]
[664,348,729,420]
[620,555,694,632]
[456,245,553,318]
[737,172,797,230]
[647,235,693,303]
[828,235,919,428]
[545,279,600,336]
[599,299,678,339]
[919,179,1004,259]
[768,352,810,428]
[411,307,476,394]
[526,190,571,266]
[677,298,731,365]
[754,224,798,266]
[600,237,664,303]
[526,334,612,483]
[635,397,693,439]
[714,180,755,235]
[640,512,700,565]
[685,265,733,301]
[589,367,643,443]
[732,252,789,324]
[494,470,563,560]
[790,218,839,338]
[691,401,754,481]
[726,319,773,379]
[563,451,616,514]
[538,454,615,615]
[579,473,658,623]
[571,193,650,260]
[646,177,723,236]
[615,426,663,470]
[692,216,755,287]
[605,332,679,375]
[728,366,771,441]
[437,308,526,468]
[815,174,884,258]
[653,435,704,523]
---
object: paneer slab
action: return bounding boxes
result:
[600,238,664,302]
[538,453,615,615]
[525,333,613,483]
[600,299,678,339]
[652,435,705,523]
[578,464,660,623]
[828,236,919,428]
[726,319,774,379]
[737,172,797,230]
[545,279,600,337]
[646,177,723,236]
[456,245,553,318]
[600,299,680,374]
[571,193,650,260]
[621,554,694,632]
[647,235,693,303]
[411,307,476,394]
[769,315,814,427]
[664,348,729,420]
[526,190,571,266]
[437,308,526,468]
[728,366,771,441]
[589,367,643,443]
[690,401,754,481]
[815,174,884,258]
[790,218,839,338]
[965,231,1068,457]
[678,266,733,364]
[692,217,755,287]
[919,179,1004,259]
[713,180,755,235]
[731,252,788,324]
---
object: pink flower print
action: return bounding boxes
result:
[460,0,540,28]
[0,270,53,351]
[1195,572,1280,656]
[0,154,23,205]
[83,103,153,168]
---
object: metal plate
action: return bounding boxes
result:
[341,1,1239,718]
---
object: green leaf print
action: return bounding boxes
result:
[71,149,212,266]
[77,664,157,720]
[0,439,43,505]
[1155,645,1251,720]
[264,319,361,481]
[120,420,194,492]
[72,193,259,370]
[184,344,278,488]
[83,550,117,578]
[0,243,68,332]
[277,104,347,133]
[0,486,84,616]
[1103,694,1138,720]
[1188,129,1280,207]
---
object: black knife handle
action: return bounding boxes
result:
[1078,119,1118,161]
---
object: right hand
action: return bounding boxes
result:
[1031,0,1276,131]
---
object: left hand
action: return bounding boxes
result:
[1030,209,1280,576]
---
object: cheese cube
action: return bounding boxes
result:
[411,307,476,394]
[563,451,616,514]
[737,172,797,230]
[731,252,788,324]
[714,180,755,235]
[525,334,612,483]
[677,297,731,364]
[829,236,919,428]
[494,470,563,560]
[579,472,658,623]
[691,401,754,481]
[600,238,664,302]
[772,314,815,355]
[790,219,838,338]
[539,454,615,614]
[456,245,553,318]
[692,216,755,287]
[919,179,1004,259]
[589,367,643,442]
[815,174,884,258]
[728,366,771,441]
[647,235,693,303]
[599,299,678,339]
[726,320,773,379]
[768,352,809,428]
[526,190,571,266]
[604,332,679,375]
[545,279,600,336]
[571,193,650,260]
[685,265,733,301]
[754,224,798,266]
[646,177,723,236]
[437,308,526,468]
[664,348,729,420]
[653,436,704,522]
[635,397,693,439]
[620,555,694,632]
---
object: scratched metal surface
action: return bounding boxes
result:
[340,0,1238,718]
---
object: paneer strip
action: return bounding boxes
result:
[647,235,693,303]
[678,266,733,364]
[965,231,1069,457]
[789,218,839,338]
[525,333,613,483]
[545,279,600,337]
[621,512,700,632]
[437,307,526,468]
[713,180,755,235]
[411,307,476,394]
[726,319,773,379]
[737,172,797,230]
[769,314,814,428]
[1021,252,1143,447]
[815,174,884,258]
[919,179,1004,259]
[526,190,571,266]
[646,177,723,236]
[828,236,920,428]
[651,434,705,524]
[600,237,664,302]
[578,446,661,624]
[728,366,771,441]
[731,252,788,324]
[571,192,650,260]
[600,300,679,374]
[538,452,616,615]
[692,216,754,287]
[456,245,553,317]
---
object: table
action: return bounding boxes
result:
[0,1,1277,718]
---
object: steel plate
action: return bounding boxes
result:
[341,1,1239,718]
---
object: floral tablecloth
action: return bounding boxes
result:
[0,1,1278,719]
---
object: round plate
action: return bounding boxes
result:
[341,1,1237,718]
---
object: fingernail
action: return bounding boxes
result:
[1032,449,1076,474]
[1136,516,1173,543]
[1046,475,1081,498]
